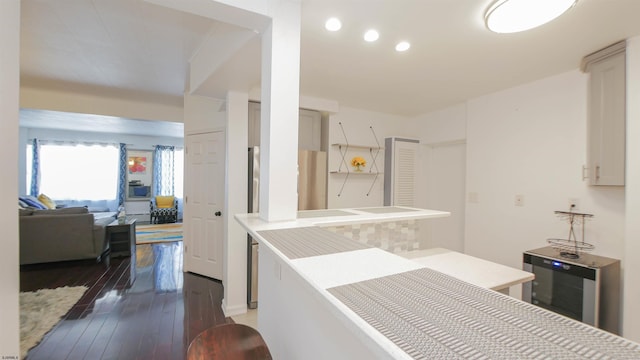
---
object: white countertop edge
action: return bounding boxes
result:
[234,206,450,231]
[402,249,535,291]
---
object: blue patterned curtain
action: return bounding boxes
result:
[153,145,175,196]
[29,138,40,197]
[117,143,127,206]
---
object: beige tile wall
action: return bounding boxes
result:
[324,220,419,253]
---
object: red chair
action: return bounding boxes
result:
[187,323,272,360]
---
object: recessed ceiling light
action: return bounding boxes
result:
[395,41,411,52]
[364,29,379,42]
[485,0,578,34]
[325,17,342,32]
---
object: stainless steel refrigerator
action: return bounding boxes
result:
[247,146,327,308]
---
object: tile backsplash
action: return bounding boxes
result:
[324,220,419,253]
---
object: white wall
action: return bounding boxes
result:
[411,104,467,251]
[412,104,467,145]
[624,36,640,342]
[184,94,226,132]
[465,70,625,267]
[326,106,412,209]
[0,0,20,356]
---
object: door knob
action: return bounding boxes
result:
[215,211,222,216]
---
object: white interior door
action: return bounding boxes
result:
[184,131,224,280]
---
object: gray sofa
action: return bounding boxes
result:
[19,207,117,265]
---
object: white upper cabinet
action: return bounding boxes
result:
[298,109,322,151]
[248,101,262,148]
[248,102,322,151]
[584,41,626,186]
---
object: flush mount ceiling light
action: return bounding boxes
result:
[325,17,342,32]
[395,41,411,52]
[364,29,379,42]
[485,0,578,34]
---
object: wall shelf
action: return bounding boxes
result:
[331,143,384,150]
[330,171,383,175]
[333,123,383,197]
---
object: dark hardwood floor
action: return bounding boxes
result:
[20,242,231,359]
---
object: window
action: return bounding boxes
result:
[36,143,119,200]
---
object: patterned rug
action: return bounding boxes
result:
[136,223,183,244]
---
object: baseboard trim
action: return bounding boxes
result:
[222,299,248,317]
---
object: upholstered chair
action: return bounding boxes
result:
[150,195,178,224]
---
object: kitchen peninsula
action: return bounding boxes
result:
[235,206,640,359]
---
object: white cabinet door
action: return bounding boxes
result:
[587,50,626,186]
[298,109,322,151]
[248,101,261,147]
[247,102,322,150]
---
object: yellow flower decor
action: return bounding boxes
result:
[351,156,366,171]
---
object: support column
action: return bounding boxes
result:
[259,0,301,221]
[223,91,249,315]
[624,35,640,342]
[0,0,21,356]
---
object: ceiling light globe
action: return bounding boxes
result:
[395,41,411,52]
[364,29,379,42]
[325,17,342,32]
[485,0,577,33]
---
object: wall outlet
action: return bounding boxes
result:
[515,194,524,207]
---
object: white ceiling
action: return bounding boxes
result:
[19,0,640,134]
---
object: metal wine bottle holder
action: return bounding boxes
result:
[547,210,594,259]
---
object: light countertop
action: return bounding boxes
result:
[234,206,640,359]
[398,248,534,291]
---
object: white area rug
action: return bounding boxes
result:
[20,286,87,359]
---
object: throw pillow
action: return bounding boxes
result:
[19,199,28,208]
[155,196,175,208]
[19,196,47,210]
[37,193,57,209]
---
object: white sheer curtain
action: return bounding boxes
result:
[174,148,184,219]
[174,148,184,199]
[37,142,119,211]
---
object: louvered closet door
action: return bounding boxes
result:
[390,140,419,206]
[384,138,420,207]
